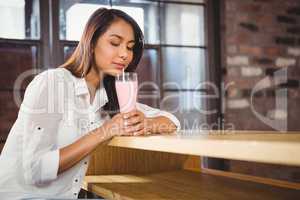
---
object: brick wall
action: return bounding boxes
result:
[223,0,300,131]
[222,0,300,182]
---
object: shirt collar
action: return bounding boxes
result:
[72,75,109,112]
[92,86,109,112]
[74,77,89,96]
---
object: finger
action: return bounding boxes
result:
[117,125,134,136]
[121,130,134,136]
[124,122,144,133]
[133,129,145,136]
[113,113,125,124]
[109,116,126,134]
[124,115,143,126]
[125,123,143,133]
[123,110,140,119]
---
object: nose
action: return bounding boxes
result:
[119,46,128,60]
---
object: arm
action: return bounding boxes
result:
[145,116,178,135]
[121,103,181,136]
[20,71,129,185]
[58,125,110,174]
[59,112,136,173]
[60,104,180,172]
[21,71,62,185]
[137,103,181,134]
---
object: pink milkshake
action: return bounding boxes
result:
[115,72,138,113]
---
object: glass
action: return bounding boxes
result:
[116,72,137,82]
[0,0,40,39]
[162,47,206,90]
[59,0,110,40]
[112,0,159,44]
[160,3,205,46]
[115,72,138,113]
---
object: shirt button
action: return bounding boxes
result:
[74,193,77,196]
[84,161,88,165]
[90,121,94,125]
[75,179,78,182]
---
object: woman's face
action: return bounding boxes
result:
[93,18,135,77]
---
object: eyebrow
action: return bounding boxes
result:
[109,34,135,44]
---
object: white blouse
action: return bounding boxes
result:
[0,68,180,199]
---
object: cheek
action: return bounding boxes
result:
[128,52,134,64]
[101,47,116,59]
[95,48,115,66]
[94,53,103,68]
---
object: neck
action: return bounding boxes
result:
[85,67,103,90]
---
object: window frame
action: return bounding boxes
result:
[0,0,222,127]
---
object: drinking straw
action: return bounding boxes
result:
[122,68,125,82]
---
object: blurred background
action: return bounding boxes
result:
[0,0,299,183]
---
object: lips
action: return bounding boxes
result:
[113,62,125,70]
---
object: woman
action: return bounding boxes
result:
[0,8,180,199]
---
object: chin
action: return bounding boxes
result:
[103,71,121,77]
[102,67,124,77]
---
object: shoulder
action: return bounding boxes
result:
[22,68,74,109]
[34,67,72,82]
[28,68,74,90]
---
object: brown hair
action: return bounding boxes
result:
[61,8,144,117]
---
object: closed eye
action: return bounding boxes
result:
[127,42,135,51]
[110,42,120,47]
[127,46,134,51]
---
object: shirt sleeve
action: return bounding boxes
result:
[19,70,62,186]
[136,103,181,131]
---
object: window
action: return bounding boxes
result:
[60,0,109,41]
[161,3,205,46]
[60,1,145,41]
[159,1,207,129]
[0,0,40,39]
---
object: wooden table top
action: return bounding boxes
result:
[107,130,300,166]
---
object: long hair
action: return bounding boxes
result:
[61,8,144,118]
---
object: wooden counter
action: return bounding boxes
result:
[107,130,300,166]
[83,170,300,200]
[83,130,300,199]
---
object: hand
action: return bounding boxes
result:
[122,110,152,136]
[100,113,130,137]
[99,110,152,137]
